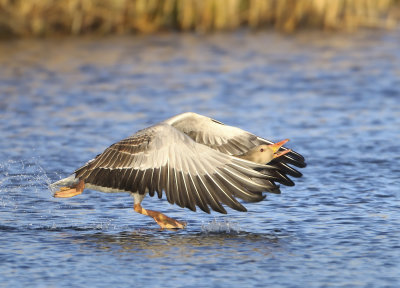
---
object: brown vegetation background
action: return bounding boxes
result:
[0,0,399,37]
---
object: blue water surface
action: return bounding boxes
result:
[0,30,399,287]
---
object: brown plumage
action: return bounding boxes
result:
[51,112,306,229]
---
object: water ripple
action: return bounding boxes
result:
[0,31,400,287]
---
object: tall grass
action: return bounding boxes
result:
[0,0,398,37]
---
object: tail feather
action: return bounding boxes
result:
[49,175,83,198]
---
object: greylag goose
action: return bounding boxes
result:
[51,112,306,229]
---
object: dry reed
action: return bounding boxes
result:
[0,0,398,37]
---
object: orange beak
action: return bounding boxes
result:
[268,139,291,159]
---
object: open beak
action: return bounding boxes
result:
[268,139,291,159]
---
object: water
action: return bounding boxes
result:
[1,31,400,287]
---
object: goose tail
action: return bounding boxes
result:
[49,175,84,198]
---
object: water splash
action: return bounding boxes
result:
[46,219,118,232]
[201,218,241,234]
[0,157,53,190]
[0,158,53,207]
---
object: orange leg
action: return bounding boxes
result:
[54,180,85,198]
[134,204,186,229]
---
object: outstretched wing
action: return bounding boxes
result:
[75,123,284,214]
[163,112,306,182]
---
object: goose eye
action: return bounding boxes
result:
[260,148,264,152]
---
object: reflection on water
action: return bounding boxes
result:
[1,30,400,287]
[74,230,279,260]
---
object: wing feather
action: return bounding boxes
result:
[187,172,210,213]
[164,112,306,186]
[74,122,291,214]
[196,174,227,214]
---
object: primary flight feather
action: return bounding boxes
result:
[51,112,306,229]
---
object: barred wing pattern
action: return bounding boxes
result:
[164,112,306,186]
[75,124,283,214]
